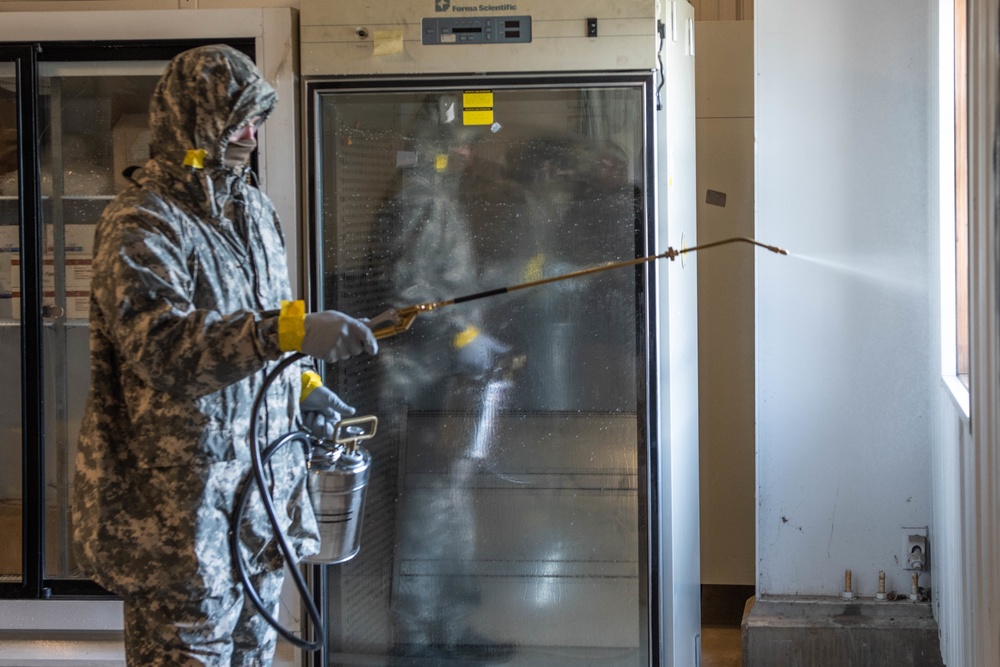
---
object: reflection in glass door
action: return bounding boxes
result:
[313,79,651,666]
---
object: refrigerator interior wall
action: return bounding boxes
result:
[314,80,651,664]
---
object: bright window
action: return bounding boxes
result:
[955,0,969,388]
[940,0,970,413]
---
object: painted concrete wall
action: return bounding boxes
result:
[755,0,934,597]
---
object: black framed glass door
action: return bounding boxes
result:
[0,44,39,597]
[0,39,254,601]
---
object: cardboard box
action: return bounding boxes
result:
[112,114,151,192]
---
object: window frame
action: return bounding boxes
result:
[940,0,971,418]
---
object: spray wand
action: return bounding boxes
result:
[366,236,788,339]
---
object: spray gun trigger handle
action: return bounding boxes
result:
[367,306,421,340]
[333,415,378,445]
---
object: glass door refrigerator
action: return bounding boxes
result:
[301,1,700,666]
[0,14,303,666]
[0,43,186,596]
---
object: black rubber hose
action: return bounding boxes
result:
[229,352,326,651]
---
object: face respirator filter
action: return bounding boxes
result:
[224,138,256,167]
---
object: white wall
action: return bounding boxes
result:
[755,0,934,597]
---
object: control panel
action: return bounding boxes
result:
[422,16,532,45]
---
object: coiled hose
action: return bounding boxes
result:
[228,352,326,651]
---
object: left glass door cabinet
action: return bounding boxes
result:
[0,44,40,595]
[0,40,252,598]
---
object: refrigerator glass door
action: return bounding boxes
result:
[28,61,163,579]
[313,78,650,665]
[0,57,169,585]
[0,59,24,584]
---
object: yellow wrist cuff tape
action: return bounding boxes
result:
[301,370,323,402]
[453,325,480,349]
[278,300,306,352]
[183,148,207,169]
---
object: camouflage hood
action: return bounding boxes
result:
[149,43,276,169]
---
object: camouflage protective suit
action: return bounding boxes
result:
[72,44,319,666]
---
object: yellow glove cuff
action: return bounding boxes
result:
[453,325,480,349]
[301,370,323,402]
[278,300,306,352]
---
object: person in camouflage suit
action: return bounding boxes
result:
[72,44,377,666]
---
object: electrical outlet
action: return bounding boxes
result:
[903,527,928,571]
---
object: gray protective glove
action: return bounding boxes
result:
[301,385,355,439]
[301,310,378,364]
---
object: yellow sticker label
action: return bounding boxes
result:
[373,29,404,56]
[463,108,494,125]
[463,90,494,108]
[435,154,449,171]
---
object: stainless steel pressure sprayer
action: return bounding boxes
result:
[303,415,377,565]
